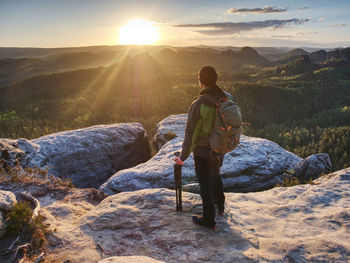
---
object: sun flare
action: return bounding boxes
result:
[118,19,159,45]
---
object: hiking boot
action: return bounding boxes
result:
[192,215,216,229]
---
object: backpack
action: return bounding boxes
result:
[209,96,242,154]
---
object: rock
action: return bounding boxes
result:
[46,167,348,263]
[0,190,17,211]
[294,153,332,182]
[31,168,350,262]
[0,190,16,239]
[1,123,151,188]
[182,183,200,194]
[0,211,6,238]
[79,188,252,263]
[100,114,302,194]
[0,139,37,167]
[99,256,165,263]
[153,114,186,151]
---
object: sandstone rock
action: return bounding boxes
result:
[79,188,252,263]
[0,211,6,239]
[182,183,200,194]
[153,114,186,151]
[35,168,350,262]
[0,190,17,211]
[1,123,151,188]
[294,153,332,182]
[100,114,302,194]
[59,168,347,262]
[0,139,37,168]
[99,256,165,263]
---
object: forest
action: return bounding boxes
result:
[0,45,349,171]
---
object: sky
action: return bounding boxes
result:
[0,0,350,48]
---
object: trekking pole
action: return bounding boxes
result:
[174,152,183,212]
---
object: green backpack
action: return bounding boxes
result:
[209,96,242,154]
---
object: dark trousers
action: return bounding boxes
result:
[194,153,225,224]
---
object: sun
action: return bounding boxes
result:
[118,19,159,45]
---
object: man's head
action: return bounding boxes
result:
[198,66,217,88]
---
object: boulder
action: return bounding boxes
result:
[49,167,348,263]
[153,114,186,151]
[294,153,332,182]
[1,123,151,188]
[100,114,302,194]
[0,190,17,211]
[0,190,16,239]
[99,256,165,263]
[0,138,37,168]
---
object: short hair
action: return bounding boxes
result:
[198,66,217,87]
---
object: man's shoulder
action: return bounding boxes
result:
[196,94,217,107]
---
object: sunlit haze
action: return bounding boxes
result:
[118,19,159,45]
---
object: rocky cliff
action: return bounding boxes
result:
[0,123,151,188]
[100,114,303,194]
[0,117,344,263]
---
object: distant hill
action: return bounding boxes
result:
[154,46,271,70]
[264,48,309,63]
[287,48,309,57]
[0,51,122,87]
[0,53,167,115]
[0,46,272,87]
[276,55,320,75]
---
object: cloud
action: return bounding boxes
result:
[174,19,310,35]
[299,6,309,10]
[271,35,292,39]
[228,6,287,14]
[332,23,346,27]
[271,31,318,39]
[295,31,318,35]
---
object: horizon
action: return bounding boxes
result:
[0,44,346,53]
[1,0,350,48]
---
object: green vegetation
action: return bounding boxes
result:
[6,201,48,249]
[164,131,178,140]
[276,169,314,187]
[6,201,34,234]
[0,46,349,170]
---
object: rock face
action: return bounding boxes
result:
[0,123,151,188]
[152,114,186,151]
[43,168,350,262]
[0,190,17,239]
[294,153,332,182]
[0,190,17,211]
[100,114,302,194]
[0,138,37,168]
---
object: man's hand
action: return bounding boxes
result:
[174,156,184,166]
[174,151,184,166]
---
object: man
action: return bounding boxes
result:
[174,65,231,229]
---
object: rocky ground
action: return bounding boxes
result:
[2,167,348,263]
[0,116,344,263]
